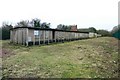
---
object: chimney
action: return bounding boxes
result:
[70,25,77,31]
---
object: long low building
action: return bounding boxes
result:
[10,27,99,46]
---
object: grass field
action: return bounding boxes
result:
[1,37,119,78]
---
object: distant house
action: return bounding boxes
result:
[70,25,77,31]
[78,28,101,38]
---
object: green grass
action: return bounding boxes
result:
[2,37,119,78]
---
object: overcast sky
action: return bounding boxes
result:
[0,0,119,31]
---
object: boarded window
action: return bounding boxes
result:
[45,31,49,39]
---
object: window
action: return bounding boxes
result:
[34,30,40,40]
[34,30,39,36]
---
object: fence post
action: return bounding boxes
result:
[26,28,29,46]
[10,30,12,42]
[47,31,50,44]
[55,31,56,43]
[58,31,59,42]
[39,30,40,45]
[44,30,45,44]
[33,31,35,45]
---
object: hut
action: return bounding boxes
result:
[10,27,90,46]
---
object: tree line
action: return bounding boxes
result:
[0,18,120,40]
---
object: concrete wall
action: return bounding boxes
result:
[27,29,53,44]
[54,31,89,41]
[10,28,27,44]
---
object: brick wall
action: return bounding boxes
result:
[70,25,77,31]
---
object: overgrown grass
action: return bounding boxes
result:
[2,37,119,78]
